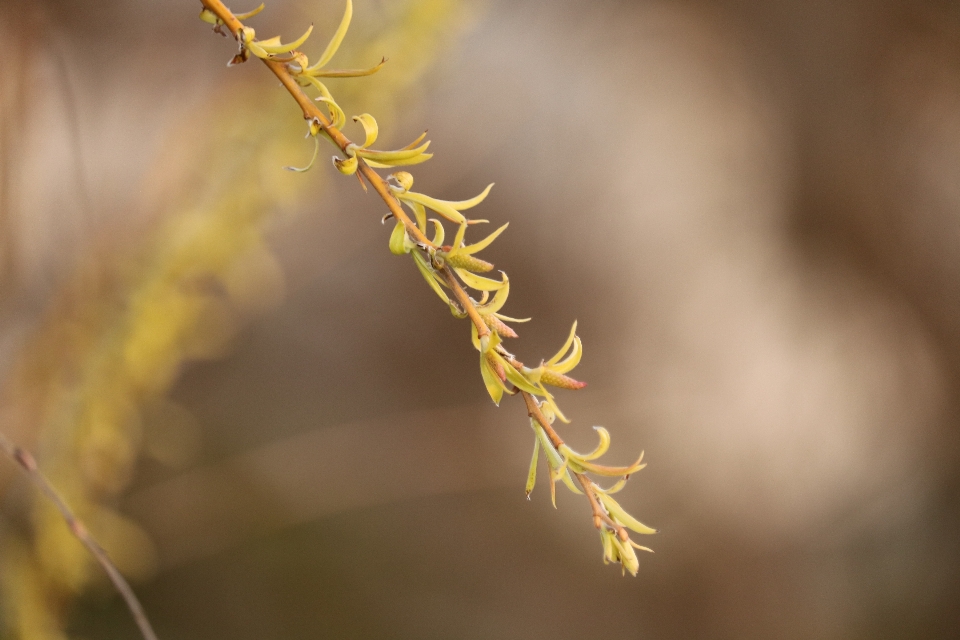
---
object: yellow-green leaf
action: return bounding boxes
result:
[435,183,494,210]
[456,268,505,291]
[310,0,353,70]
[413,252,450,304]
[259,24,313,54]
[525,437,539,497]
[309,57,386,78]
[389,221,408,255]
[235,3,265,20]
[462,222,508,255]
[500,356,543,395]
[480,355,505,405]
[597,493,657,535]
[365,152,433,169]
[546,321,578,366]
[357,141,431,164]
[333,154,358,175]
[401,192,465,224]
[353,114,378,149]
[284,135,320,172]
[451,222,468,250]
[477,276,510,314]
[560,426,610,462]
[551,335,582,374]
[429,219,444,246]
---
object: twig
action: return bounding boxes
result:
[199,0,615,530]
[197,0,650,571]
[0,431,159,640]
[519,391,624,533]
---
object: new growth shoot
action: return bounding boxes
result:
[199,0,656,576]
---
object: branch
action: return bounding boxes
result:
[0,431,159,640]
[197,0,654,575]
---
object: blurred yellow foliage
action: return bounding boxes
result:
[0,1,468,638]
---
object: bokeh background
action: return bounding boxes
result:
[1,0,960,638]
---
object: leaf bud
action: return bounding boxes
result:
[389,171,414,191]
[483,314,518,339]
[441,251,494,273]
[539,369,587,390]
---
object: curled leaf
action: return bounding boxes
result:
[333,154,358,175]
[352,113,379,149]
[429,219,445,246]
[560,426,610,462]
[259,24,313,55]
[284,135,320,172]
[235,3,266,20]
[389,171,414,191]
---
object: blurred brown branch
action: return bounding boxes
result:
[0,431,158,640]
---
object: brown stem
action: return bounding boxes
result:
[438,267,489,339]
[199,1,433,248]
[520,392,623,533]
[0,432,159,640]
[198,0,618,539]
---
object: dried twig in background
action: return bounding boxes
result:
[0,431,158,640]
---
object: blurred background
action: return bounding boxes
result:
[1,0,959,638]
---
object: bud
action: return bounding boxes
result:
[390,171,414,191]
[441,250,494,273]
[483,314,518,339]
[539,369,587,390]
